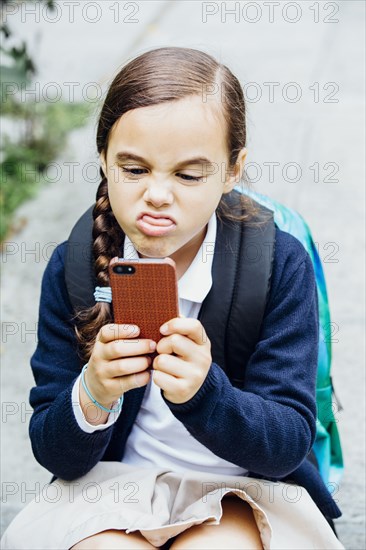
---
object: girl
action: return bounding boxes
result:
[1,47,343,550]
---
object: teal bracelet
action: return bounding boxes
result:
[81,364,124,413]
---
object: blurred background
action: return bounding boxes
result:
[1,1,365,548]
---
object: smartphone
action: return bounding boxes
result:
[108,256,179,359]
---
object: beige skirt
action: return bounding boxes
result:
[0,461,344,550]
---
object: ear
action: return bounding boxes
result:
[223,147,247,194]
[100,150,107,177]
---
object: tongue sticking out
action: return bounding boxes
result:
[142,215,174,226]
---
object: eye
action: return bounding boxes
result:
[121,167,204,182]
[177,173,203,182]
[121,168,147,176]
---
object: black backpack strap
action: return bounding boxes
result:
[64,204,97,310]
[198,190,275,387]
[226,193,275,386]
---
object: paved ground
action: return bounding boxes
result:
[1,1,365,548]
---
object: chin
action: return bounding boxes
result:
[136,240,174,259]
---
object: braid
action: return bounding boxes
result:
[74,172,123,365]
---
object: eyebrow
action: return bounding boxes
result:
[114,151,215,169]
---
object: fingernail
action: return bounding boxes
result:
[150,341,156,351]
[160,324,169,334]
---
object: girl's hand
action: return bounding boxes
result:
[152,316,212,404]
[85,323,155,408]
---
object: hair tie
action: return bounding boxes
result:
[94,286,112,303]
[81,364,123,413]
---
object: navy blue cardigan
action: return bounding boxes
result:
[28,226,341,519]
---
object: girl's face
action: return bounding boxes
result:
[100,95,247,277]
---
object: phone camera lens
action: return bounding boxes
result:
[112,265,135,275]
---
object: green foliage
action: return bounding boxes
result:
[0,0,94,242]
[0,158,41,241]
[1,100,94,241]
[0,1,53,91]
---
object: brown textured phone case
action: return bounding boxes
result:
[109,257,179,356]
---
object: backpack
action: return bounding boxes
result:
[238,187,344,488]
[64,188,343,488]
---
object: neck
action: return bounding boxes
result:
[137,224,208,281]
[172,227,207,280]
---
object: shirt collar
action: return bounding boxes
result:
[123,211,217,304]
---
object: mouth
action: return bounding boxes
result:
[136,212,177,237]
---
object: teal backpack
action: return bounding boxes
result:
[239,187,344,488]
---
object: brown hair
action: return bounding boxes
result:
[74,46,265,363]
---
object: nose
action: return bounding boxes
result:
[143,178,174,207]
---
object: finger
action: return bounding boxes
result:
[102,338,155,361]
[117,369,151,394]
[98,323,140,344]
[156,333,196,359]
[159,318,207,346]
[152,353,185,378]
[151,368,182,394]
[106,355,152,378]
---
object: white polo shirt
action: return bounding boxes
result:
[71,212,248,475]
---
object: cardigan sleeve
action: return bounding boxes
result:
[71,374,122,433]
[162,229,319,478]
[28,242,116,480]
